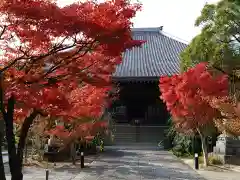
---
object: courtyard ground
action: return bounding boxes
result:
[4,146,240,180]
[182,158,240,180]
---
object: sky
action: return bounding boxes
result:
[58,0,219,42]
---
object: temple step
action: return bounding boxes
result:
[113,124,168,145]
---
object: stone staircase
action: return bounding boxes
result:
[113,124,167,146]
[113,125,137,144]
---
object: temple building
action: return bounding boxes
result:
[110,27,187,127]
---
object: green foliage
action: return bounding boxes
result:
[198,156,204,164]
[208,155,223,165]
[13,123,20,145]
[167,118,193,157]
[171,133,192,157]
[92,135,103,146]
[180,0,240,72]
[15,135,19,145]
[166,117,208,158]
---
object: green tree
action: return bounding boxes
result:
[180,0,240,74]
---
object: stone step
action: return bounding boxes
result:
[113,125,167,145]
[114,132,136,136]
[114,133,163,141]
[114,135,137,142]
[114,137,161,144]
[114,137,137,142]
[103,145,163,150]
[2,152,8,164]
[114,130,136,134]
[114,139,136,143]
[114,135,136,139]
[3,156,8,164]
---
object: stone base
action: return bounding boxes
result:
[214,134,240,155]
[213,134,240,165]
[215,154,240,165]
[225,155,240,165]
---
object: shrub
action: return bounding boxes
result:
[167,117,193,157]
[208,155,223,165]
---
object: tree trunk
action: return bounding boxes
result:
[0,71,6,180]
[0,132,6,180]
[4,97,23,180]
[24,141,27,164]
[197,128,209,167]
[70,143,76,165]
[17,110,38,171]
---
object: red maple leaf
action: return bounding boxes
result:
[159,62,228,131]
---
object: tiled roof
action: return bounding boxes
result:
[113,27,187,79]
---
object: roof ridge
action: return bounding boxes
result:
[131,27,161,32]
[131,27,188,45]
[161,31,189,45]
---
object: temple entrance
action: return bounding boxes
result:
[109,80,169,145]
[111,80,169,126]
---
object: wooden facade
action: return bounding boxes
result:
[110,80,169,125]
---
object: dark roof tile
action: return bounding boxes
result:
[113,27,187,78]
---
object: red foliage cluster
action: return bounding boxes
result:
[0,1,144,179]
[0,0,142,55]
[159,62,228,130]
[48,120,108,142]
[10,83,109,121]
[0,0,143,139]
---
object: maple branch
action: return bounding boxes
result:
[43,54,102,86]
[224,10,240,29]
[51,36,70,50]
[43,42,92,76]
[212,65,240,82]
[23,40,98,85]
[0,25,7,40]
[232,34,240,43]
[218,38,235,44]
[42,64,107,88]
[21,34,91,73]
[1,38,78,74]
[0,55,26,73]
[21,43,77,73]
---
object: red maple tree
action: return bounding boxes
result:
[0,0,143,179]
[44,84,110,142]
[159,62,228,166]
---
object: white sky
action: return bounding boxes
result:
[58,0,219,42]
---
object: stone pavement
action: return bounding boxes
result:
[4,154,98,180]
[5,163,85,180]
[182,158,240,180]
[73,146,205,180]
[6,146,239,180]
[197,169,240,180]
[4,146,205,180]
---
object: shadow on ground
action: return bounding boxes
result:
[4,147,206,180]
[79,148,206,180]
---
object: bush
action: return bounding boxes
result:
[208,155,223,165]
[167,118,193,157]
[171,134,192,157]
[199,156,204,164]
[167,117,203,158]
